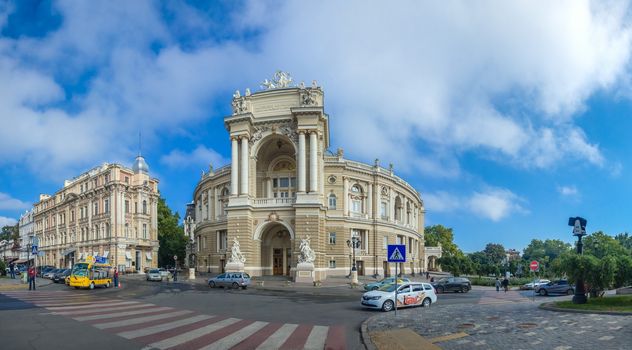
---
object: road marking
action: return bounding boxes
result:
[428,332,469,343]
[198,321,269,350]
[118,314,213,339]
[74,306,172,321]
[94,310,194,329]
[141,317,241,350]
[255,323,298,350]
[303,325,329,350]
[51,304,156,316]
[46,301,140,310]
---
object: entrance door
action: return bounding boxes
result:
[273,249,283,275]
[135,251,141,272]
[356,261,365,276]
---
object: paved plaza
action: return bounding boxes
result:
[364,291,631,350]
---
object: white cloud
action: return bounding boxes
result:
[0,216,17,227]
[468,188,528,222]
[557,185,579,197]
[0,0,629,181]
[425,187,527,221]
[161,145,228,170]
[0,193,30,211]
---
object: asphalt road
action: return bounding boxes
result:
[0,278,558,350]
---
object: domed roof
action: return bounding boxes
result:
[132,155,149,174]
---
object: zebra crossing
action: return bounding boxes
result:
[0,291,346,350]
[477,290,532,305]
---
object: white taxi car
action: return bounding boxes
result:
[361,282,437,312]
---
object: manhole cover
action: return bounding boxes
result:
[458,323,475,329]
[517,323,538,329]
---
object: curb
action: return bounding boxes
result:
[360,315,379,350]
[539,302,632,316]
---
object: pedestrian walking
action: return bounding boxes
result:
[501,277,509,293]
[426,271,430,280]
[113,267,119,288]
[495,277,501,292]
[9,263,15,279]
[173,268,178,282]
[28,265,36,291]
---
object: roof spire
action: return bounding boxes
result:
[138,131,142,156]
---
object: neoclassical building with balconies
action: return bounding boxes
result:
[33,155,159,272]
[191,74,427,281]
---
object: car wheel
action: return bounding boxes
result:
[567,289,574,295]
[382,299,394,312]
[89,282,95,290]
[105,282,110,288]
[209,281,216,288]
[232,282,240,289]
[436,286,444,294]
[242,286,247,290]
[538,289,547,296]
[460,286,466,293]
[371,286,378,291]
[422,298,431,307]
[75,286,79,289]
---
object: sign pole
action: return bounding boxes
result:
[395,262,398,316]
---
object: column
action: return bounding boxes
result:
[376,184,381,220]
[298,132,306,192]
[390,188,395,223]
[309,131,318,193]
[207,189,212,221]
[213,187,218,219]
[267,178,273,198]
[231,137,239,196]
[240,136,249,196]
[343,177,349,216]
[367,183,373,218]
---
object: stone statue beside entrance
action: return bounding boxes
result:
[296,235,316,284]
[226,237,246,272]
[298,235,315,264]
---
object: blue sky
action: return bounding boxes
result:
[1,0,631,253]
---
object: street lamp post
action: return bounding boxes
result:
[569,217,587,304]
[346,253,352,278]
[346,236,361,285]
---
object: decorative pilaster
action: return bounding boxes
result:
[343,177,349,216]
[240,136,249,196]
[368,183,373,218]
[231,137,239,196]
[298,131,306,193]
[376,185,381,219]
[309,131,318,193]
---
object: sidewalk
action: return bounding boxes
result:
[0,276,53,291]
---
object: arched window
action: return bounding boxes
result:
[350,185,363,213]
[143,200,147,214]
[328,193,337,209]
[394,196,402,222]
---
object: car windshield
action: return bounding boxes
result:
[378,284,400,292]
[149,269,159,273]
[437,278,449,283]
[71,263,89,277]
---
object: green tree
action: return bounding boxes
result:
[614,232,632,252]
[559,252,619,297]
[614,255,632,288]
[424,225,459,257]
[437,253,473,277]
[583,231,627,259]
[157,197,187,268]
[483,243,506,265]
[1,223,19,244]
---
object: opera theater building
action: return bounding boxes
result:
[190,74,431,281]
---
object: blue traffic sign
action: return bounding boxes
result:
[31,245,38,255]
[387,244,406,262]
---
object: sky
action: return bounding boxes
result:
[1,0,632,253]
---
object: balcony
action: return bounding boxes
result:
[251,197,296,208]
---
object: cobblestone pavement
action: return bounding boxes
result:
[365,294,631,350]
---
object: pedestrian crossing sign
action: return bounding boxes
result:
[387,245,406,262]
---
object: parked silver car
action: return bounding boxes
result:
[208,272,251,289]
[146,269,163,281]
[535,279,574,296]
